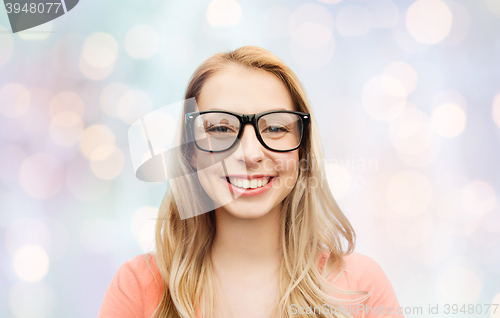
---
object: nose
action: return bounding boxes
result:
[233,124,265,166]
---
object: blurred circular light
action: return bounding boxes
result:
[389,107,433,154]
[289,3,335,69]
[433,90,467,109]
[392,12,430,53]
[82,32,119,68]
[290,37,334,69]
[130,206,158,252]
[406,0,452,44]
[49,91,84,117]
[383,61,418,94]
[79,55,114,80]
[13,244,50,282]
[461,180,496,217]
[100,83,130,118]
[66,157,111,201]
[0,83,30,118]
[80,32,117,80]
[290,3,334,32]
[442,2,471,46]
[291,23,333,49]
[0,25,14,66]
[117,90,153,124]
[125,25,160,59]
[79,125,116,159]
[436,266,482,305]
[49,111,84,147]
[386,170,432,216]
[362,75,407,121]
[431,103,466,138]
[89,144,125,180]
[336,4,371,37]
[19,153,64,199]
[437,189,483,235]
[207,0,241,26]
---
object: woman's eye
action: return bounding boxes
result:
[264,126,288,133]
[206,125,235,133]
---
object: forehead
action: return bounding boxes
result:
[197,64,295,114]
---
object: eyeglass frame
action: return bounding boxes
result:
[185,110,311,153]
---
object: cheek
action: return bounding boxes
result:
[194,151,222,189]
[274,152,299,175]
[272,153,299,194]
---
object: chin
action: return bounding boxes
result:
[230,210,270,219]
[222,200,279,219]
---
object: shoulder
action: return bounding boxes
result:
[320,251,385,282]
[122,253,161,281]
[98,253,163,318]
[112,253,161,293]
[338,251,395,295]
[321,251,405,318]
[343,252,405,318]
[343,252,388,284]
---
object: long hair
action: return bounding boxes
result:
[147,46,370,318]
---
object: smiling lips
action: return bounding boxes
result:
[220,174,277,196]
[223,174,276,189]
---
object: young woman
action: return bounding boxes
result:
[98,46,405,318]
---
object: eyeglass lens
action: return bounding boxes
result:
[193,112,303,151]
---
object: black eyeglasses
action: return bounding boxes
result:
[185,110,310,153]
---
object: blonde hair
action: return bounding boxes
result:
[147,46,370,318]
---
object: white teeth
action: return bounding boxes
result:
[250,179,257,188]
[228,177,271,189]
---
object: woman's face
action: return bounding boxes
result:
[191,64,300,219]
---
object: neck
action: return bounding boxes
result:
[210,203,282,275]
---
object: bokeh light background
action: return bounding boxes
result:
[1,0,500,317]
